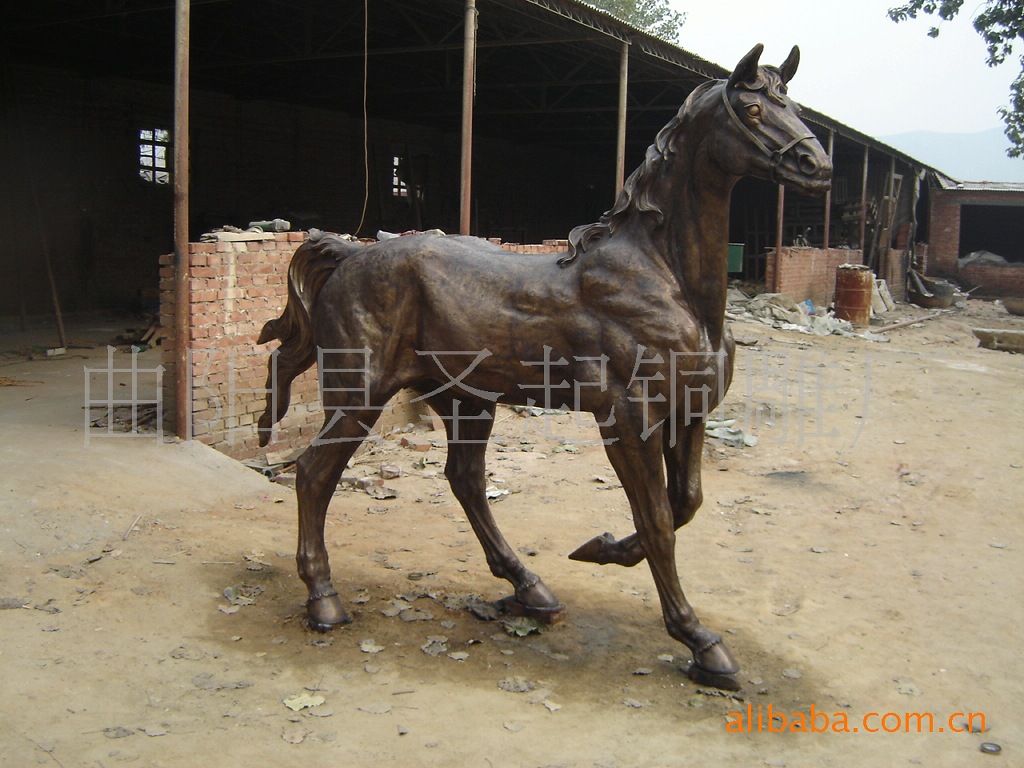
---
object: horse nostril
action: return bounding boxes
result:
[797,153,818,175]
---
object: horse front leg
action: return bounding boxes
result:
[569,419,705,567]
[598,416,739,689]
[296,405,379,631]
[429,396,563,621]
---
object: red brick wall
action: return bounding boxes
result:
[959,263,1024,297]
[928,187,1024,279]
[159,233,321,459]
[880,248,909,302]
[765,247,864,308]
[159,235,569,459]
[928,193,962,277]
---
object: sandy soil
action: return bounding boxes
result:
[1,300,1022,767]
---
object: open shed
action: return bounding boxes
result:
[2,0,950,449]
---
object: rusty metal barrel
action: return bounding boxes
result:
[833,264,874,326]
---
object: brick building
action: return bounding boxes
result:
[926,176,1024,297]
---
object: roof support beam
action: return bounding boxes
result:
[823,129,834,247]
[174,0,192,440]
[615,39,629,193]
[460,0,477,235]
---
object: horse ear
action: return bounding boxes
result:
[728,43,764,88]
[779,45,800,83]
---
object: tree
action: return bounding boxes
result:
[888,0,1024,158]
[588,0,686,43]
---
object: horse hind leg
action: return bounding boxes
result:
[429,395,564,622]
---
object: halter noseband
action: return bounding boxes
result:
[721,84,814,180]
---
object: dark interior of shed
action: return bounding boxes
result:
[959,204,1024,262]
[1,0,927,319]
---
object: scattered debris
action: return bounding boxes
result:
[895,681,921,696]
[706,420,757,448]
[191,674,253,691]
[89,404,160,433]
[498,676,535,693]
[420,636,449,656]
[502,617,543,637]
[973,328,1024,353]
[283,693,326,712]
[102,726,135,739]
[358,703,393,715]
[400,436,432,452]
[360,639,385,654]
[223,584,263,606]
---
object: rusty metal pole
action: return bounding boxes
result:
[775,182,785,255]
[173,0,191,440]
[822,129,833,248]
[615,39,629,193]
[459,0,477,235]
[859,144,869,256]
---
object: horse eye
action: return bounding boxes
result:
[745,104,761,119]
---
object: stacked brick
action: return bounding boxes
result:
[959,263,1024,297]
[765,247,864,309]
[927,195,961,277]
[498,239,567,255]
[159,232,320,460]
[158,235,574,460]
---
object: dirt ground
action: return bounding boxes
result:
[1,299,1022,768]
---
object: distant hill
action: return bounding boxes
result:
[879,128,1024,183]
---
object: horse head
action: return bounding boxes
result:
[713,44,832,194]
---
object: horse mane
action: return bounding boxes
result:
[560,67,786,266]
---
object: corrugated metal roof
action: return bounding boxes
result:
[933,177,1024,193]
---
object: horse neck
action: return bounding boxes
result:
[655,140,736,349]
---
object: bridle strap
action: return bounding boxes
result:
[721,85,814,174]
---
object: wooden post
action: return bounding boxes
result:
[459,0,477,235]
[859,144,869,255]
[615,39,629,193]
[775,182,785,255]
[173,0,191,440]
[822,129,833,248]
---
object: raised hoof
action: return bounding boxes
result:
[496,595,566,626]
[568,531,614,563]
[568,532,645,567]
[686,663,742,692]
[306,591,351,632]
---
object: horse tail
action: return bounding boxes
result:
[256,229,354,446]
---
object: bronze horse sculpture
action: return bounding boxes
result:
[257,44,831,691]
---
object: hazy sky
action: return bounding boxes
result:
[670,0,1017,137]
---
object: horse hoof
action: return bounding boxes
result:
[694,636,740,676]
[568,532,618,564]
[496,595,566,626]
[306,592,351,631]
[687,663,742,692]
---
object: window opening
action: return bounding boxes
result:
[391,155,408,198]
[139,128,171,185]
